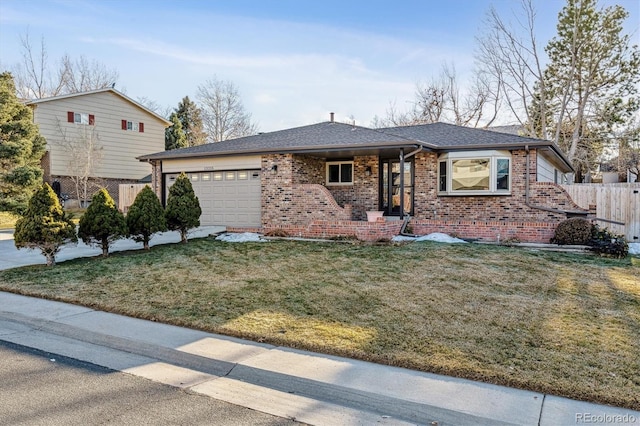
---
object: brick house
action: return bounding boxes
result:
[139,118,586,243]
[26,88,171,205]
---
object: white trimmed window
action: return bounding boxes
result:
[438,151,511,195]
[326,161,353,185]
[121,120,145,132]
[67,111,94,125]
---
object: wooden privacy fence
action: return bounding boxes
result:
[119,184,147,213]
[560,183,640,242]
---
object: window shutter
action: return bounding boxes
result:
[67,111,74,123]
[121,120,127,130]
[139,122,144,133]
[89,115,95,125]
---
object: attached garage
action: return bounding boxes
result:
[165,170,261,227]
[160,155,263,228]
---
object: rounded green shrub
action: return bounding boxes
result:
[551,217,593,245]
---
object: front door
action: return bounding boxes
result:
[380,160,413,216]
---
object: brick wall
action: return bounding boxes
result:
[259,149,585,243]
[328,155,379,220]
[262,154,295,227]
[292,184,352,222]
[262,217,404,241]
[262,154,381,225]
[412,150,581,223]
[149,160,162,198]
[410,219,557,243]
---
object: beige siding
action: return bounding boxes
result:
[32,91,166,180]
[537,153,557,183]
[162,156,261,173]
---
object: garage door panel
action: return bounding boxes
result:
[165,170,261,227]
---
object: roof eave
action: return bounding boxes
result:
[26,88,172,127]
[436,141,573,172]
[138,141,431,162]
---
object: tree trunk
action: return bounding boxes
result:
[101,237,109,257]
[181,229,188,243]
[45,253,55,266]
[143,236,150,250]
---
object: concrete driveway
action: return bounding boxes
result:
[0,226,225,270]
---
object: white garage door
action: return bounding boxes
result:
[165,170,261,227]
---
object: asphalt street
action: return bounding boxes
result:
[0,341,301,426]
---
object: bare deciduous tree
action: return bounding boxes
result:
[136,96,172,119]
[476,0,639,182]
[13,33,64,99]
[12,31,118,99]
[197,77,258,142]
[371,100,422,128]
[371,64,499,128]
[59,54,118,94]
[475,0,548,137]
[55,119,103,207]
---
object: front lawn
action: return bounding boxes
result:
[0,239,637,409]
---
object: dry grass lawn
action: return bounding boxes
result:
[0,238,638,409]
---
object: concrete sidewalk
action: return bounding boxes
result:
[0,292,637,425]
[0,226,225,270]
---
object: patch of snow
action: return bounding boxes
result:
[215,232,267,243]
[629,243,640,256]
[416,233,468,243]
[392,232,468,244]
[391,235,416,242]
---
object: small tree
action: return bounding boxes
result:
[14,183,77,266]
[55,118,103,207]
[78,188,127,257]
[126,185,167,250]
[165,172,202,243]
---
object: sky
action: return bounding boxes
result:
[1,0,638,132]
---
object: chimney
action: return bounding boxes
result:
[330,112,334,122]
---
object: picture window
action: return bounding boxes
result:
[438,151,511,195]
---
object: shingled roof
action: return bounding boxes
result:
[381,122,552,148]
[139,121,421,160]
[138,120,572,170]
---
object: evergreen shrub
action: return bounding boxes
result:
[14,183,77,266]
[78,188,127,256]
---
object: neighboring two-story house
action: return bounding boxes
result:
[26,88,171,205]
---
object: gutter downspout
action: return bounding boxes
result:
[399,148,405,219]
